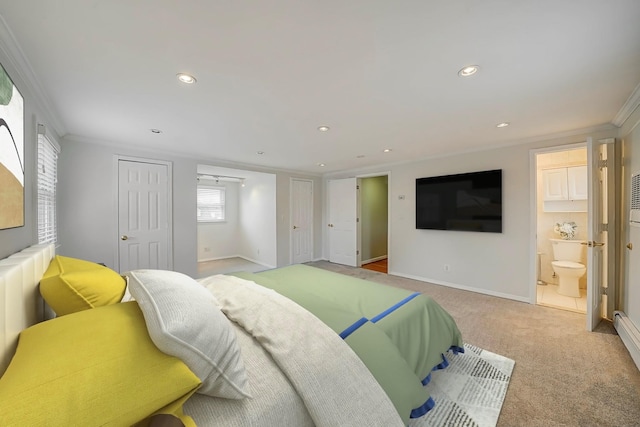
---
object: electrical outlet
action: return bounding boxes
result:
[204,247,211,252]
[443,264,451,272]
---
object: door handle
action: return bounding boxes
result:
[293,225,298,230]
[328,224,334,228]
[627,243,633,250]
[121,235,129,241]
[581,241,605,247]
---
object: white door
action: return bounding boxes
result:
[586,138,616,331]
[118,159,172,272]
[328,178,358,267]
[291,178,313,264]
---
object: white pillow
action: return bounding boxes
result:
[126,269,250,399]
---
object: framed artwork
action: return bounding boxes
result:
[0,62,24,230]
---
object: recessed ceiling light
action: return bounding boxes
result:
[496,122,510,128]
[176,73,197,84]
[317,163,326,167]
[383,148,392,153]
[150,128,162,134]
[458,65,479,77]
[317,126,330,132]
[257,151,265,155]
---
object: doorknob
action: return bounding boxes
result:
[121,235,128,241]
[627,243,633,250]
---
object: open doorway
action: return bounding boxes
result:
[196,165,277,278]
[534,145,588,314]
[531,138,618,331]
[326,173,390,272]
[359,175,389,274]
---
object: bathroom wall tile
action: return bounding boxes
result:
[568,148,588,165]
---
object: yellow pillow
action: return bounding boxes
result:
[40,255,126,315]
[0,302,201,426]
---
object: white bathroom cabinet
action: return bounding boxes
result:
[542,166,588,212]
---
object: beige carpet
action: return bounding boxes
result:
[306,260,640,427]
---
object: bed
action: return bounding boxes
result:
[0,244,463,426]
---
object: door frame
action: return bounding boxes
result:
[289,177,314,264]
[325,171,391,268]
[113,155,173,272]
[586,137,617,328]
[529,140,617,330]
[356,172,391,269]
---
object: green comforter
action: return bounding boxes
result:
[233,264,463,423]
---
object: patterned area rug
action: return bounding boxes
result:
[410,343,515,427]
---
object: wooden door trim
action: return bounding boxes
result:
[113,155,173,272]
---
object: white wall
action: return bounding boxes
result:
[57,138,321,278]
[239,173,277,268]
[197,180,240,261]
[196,165,279,267]
[388,146,530,301]
[57,138,199,275]
[621,105,640,329]
[324,128,618,302]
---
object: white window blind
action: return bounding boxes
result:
[37,133,59,244]
[197,186,226,222]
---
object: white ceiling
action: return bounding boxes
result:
[1,1,639,174]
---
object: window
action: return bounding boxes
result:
[197,186,226,222]
[37,131,59,243]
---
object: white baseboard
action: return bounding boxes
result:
[388,271,531,304]
[241,256,276,270]
[198,254,274,269]
[198,254,240,263]
[614,311,640,371]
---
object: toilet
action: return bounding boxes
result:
[550,239,586,298]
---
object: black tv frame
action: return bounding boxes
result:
[415,169,502,233]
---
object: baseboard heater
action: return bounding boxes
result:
[614,311,640,371]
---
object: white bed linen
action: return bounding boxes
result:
[184,321,315,426]
[187,274,404,427]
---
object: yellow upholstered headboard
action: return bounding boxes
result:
[0,243,55,375]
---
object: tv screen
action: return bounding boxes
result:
[416,169,502,233]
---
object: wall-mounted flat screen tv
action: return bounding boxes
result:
[416,169,502,233]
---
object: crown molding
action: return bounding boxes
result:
[63,133,323,178]
[0,14,66,138]
[612,81,640,127]
[322,123,617,178]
